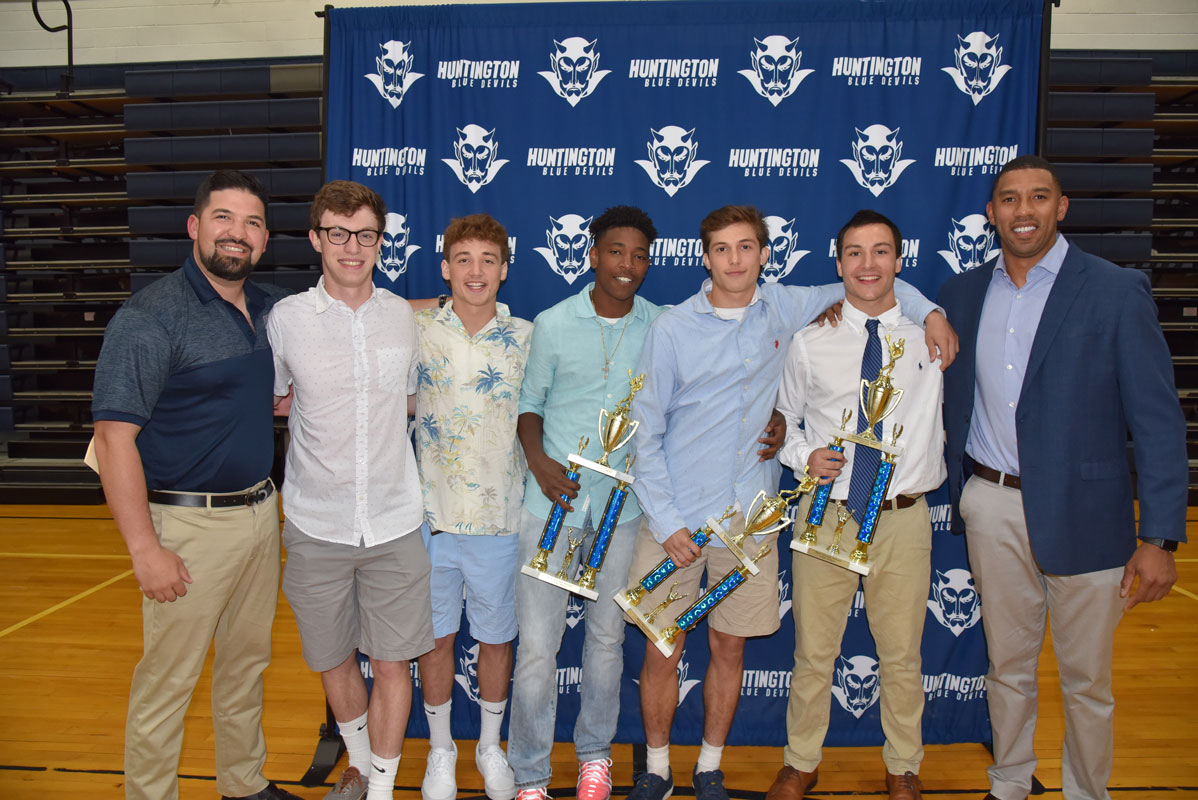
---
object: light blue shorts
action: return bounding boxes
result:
[425,527,520,644]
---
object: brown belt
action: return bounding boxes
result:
[881,493,922,511]
[972,462,1021,490]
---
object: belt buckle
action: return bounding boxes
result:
[247,487,268,506]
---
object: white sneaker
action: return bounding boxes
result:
[577,758,613,800]
[422,742,458,800]
[516,788,550,800]
[475,744,516,800]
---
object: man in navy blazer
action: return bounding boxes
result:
[938,155,1187,800]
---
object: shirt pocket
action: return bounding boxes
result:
[376,346,414,394]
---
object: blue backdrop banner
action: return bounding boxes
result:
[326,0,1041,747]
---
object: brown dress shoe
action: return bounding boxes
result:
[765,765,818,800]
[886,771,923,800]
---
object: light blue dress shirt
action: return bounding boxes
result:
[967,235,1068,475]
[518,283,664,528]
[631,277,938,544]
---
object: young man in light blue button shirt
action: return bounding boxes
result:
[627,205,957,800]
[507,206,660,800]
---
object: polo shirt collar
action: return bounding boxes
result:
[183,254,268,319]
[183,255,220,303]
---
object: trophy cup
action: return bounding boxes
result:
[791,334,906,576]
[622,471,817,653]
[522,372,644,599]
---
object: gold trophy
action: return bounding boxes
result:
[652,546,773,657]
[791,335,906,576]
[573,370,643,477]
[622,471,817,653]
[734,469,818,574]
[616,505,736,611]
[524,372,644,599]
[645,583,688,626]
[522,495,592,591]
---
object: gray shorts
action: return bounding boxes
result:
[282,519,434,671]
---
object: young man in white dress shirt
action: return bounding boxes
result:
[268,180,433,800]
[413,214,532,800]
[769,210,945,800]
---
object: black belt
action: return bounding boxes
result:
[148,480,274,509]
[972,463,1021,490]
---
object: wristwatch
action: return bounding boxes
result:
[1140,537,1179,552]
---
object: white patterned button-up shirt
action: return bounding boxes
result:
[414,301,533,536]
[267,278,423,546]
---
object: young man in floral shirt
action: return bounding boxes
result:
[413,214,533,800]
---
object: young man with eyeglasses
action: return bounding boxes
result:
[267,180,434,800]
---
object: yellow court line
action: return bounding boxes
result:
[0,552,130,560]
[0,568,134,639]
[1174,557,1198,563]
[1171,584,1198,602]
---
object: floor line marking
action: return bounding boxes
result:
[0,514,114,521]
[1170,583,1198,602]
[0,569,133,639]
[0,552,129,560]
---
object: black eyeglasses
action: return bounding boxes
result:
[316,226,381,247]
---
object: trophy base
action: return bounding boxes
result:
[708,517,760,576]
[615,592,677,658]
[520,564,599,600]
[790,540,871,576]
[840,431,904,458]
[571,453,634,485]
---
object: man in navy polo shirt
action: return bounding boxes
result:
[92,169,300,800]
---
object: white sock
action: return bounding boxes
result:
[695,740,723,774]
[645,744,670,779]
[367,752,400,800]
[425,699,454,751]
[478,698,507,751]
[338,710,372,774]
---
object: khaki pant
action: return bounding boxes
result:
[783,495,932,776]
[124,487,280,800]
[961,475,1123,800]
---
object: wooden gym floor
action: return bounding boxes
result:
[1,504,1196,799]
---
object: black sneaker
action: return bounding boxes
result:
[222,782,304,800]
[692,768,729,800]
[628,769,673,800]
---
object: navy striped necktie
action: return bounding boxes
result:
[847,318,883,524]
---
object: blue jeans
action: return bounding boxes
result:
[508,507,639,789]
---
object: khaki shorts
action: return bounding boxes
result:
[624,513,780,638]
[282,519,434,671]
